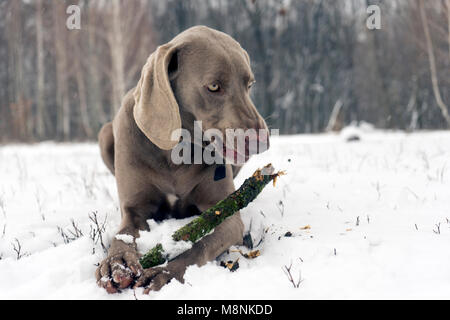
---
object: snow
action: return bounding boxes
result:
[0,130,450,299]
[137,218,194,261]
[115,234,134,244]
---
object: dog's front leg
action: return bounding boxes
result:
[135,212,244,293]
[95,211,150,293]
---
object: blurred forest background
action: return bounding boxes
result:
[0,0,449,142]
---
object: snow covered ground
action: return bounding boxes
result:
[0,129,449,299]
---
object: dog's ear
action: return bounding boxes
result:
[133,44,181,150]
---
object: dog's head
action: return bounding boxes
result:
[133,26,269,163]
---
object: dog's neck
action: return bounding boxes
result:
[131,112,211,173]
[128,101,221,180]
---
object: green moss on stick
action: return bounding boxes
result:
[139,243,166,269]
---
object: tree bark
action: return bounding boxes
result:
[419,0,450,127]
[35,0,46,139]
[74,48,93,138]
[447,0,450,63]
[7,0,29,140]
[86,2,107,126]
[52,1,71,139]
[109,0,126,116]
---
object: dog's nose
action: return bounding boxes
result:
[245,124,270,155]
[256,127,270,153]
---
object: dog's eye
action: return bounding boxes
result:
[207,84,220,92]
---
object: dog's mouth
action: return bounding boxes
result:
[211,134,269,165]
[221,144,250,164]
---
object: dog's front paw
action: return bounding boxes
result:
[95,240,143,294]
[134,259,186,293]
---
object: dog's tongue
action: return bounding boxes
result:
[223,146,248,165]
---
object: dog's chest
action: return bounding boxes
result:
[158,165,212,198]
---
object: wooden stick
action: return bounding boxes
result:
[139,164,284,269]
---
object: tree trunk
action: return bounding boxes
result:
[7,0,29,140]
[447,0,450,63]
[74,48,93,138]
[86,2,107,127]
[109,0,126,116]
[419,0,450,127]
[52,1,71,139]
[35,0,47,139]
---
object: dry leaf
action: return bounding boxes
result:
[232,249,261,259]
[243,250,260,259]
[220,258,240,272]
[273,171,286,187]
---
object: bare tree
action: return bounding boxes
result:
[68,28,94,138]
[52,0,71,140]
[419,0,450,127]
[108,0,127,115]
[447,0,450,62]
[93,0,155,117]
[6,0,31,140]
[35,0,47,139]
[86,0,107,128]
[0,0,449,141]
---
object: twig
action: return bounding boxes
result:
[68,219,84,238]
[282,261,303,288]
[58,219,84,244]
[433,223,441,234]
[405,187,419,200]
[89,211,108,253]
[34,187,45,221]
[0,191,6,218]
[254,225,266,248]
[371,181,382,200]
[12,238,28,260]
[276,200,284,217]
